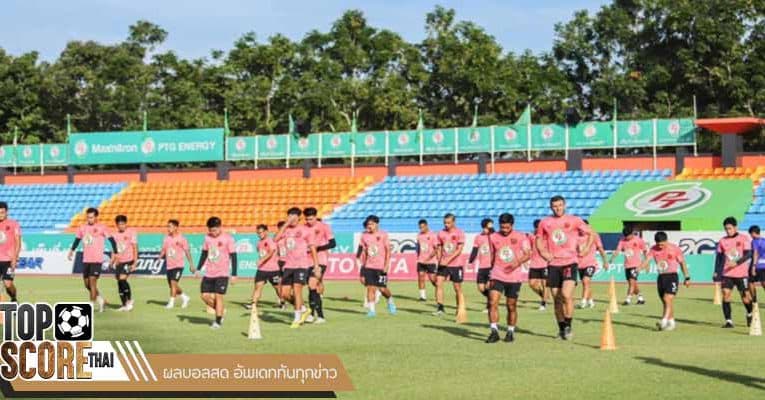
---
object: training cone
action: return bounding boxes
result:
[713,282,722,305]
[750,303,762,337]
[600,310,617,351]
[455,293,468,324]
[248,303,262,340]
[608,277,619,314]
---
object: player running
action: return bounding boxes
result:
[748,226,762,302]
[0,202,21,302]
[528,219,550,311]
[639,232,690,331]
[471,218,494,313]
[357,215,396,317]
[485,213,531,343]
[415,219,438,302]
[158,219,192,309]
[304,207,335,323]
[275,220,287,310]
[716,217,754,329]
[536,195,593,340]
[251,224,282,313]
[68,207,118,312]
[112,215,138,312]
[433,213,466,316]
[577,220,607,309]
[195,217,237,329]
[609,227,647,305]
[276,207,319,328]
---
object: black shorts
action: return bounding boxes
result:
[166,268,183,282]
[578,266,596,279]
[115,262,133,276]
[255,270,281,285]
[625,268,639,281]
[437,265,464,283]
[722,276,748,293]
[528,268,548,280]
[362,268,388,287]
[489,280,522,299]
[82,262,102,278]
[282,268,310,286]
[201,277,229,294]
[0,262,14,281]
[754,269,765,283]
[307,265,327,280]
[547,264,578,289]
[417,263,437,274]
[657,274,679,297]
[476,268,492,284]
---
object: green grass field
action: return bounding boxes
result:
[10,276,765,399]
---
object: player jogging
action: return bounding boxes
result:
[158,219,192,309]
[485,213,530,343]
[528,219,550,311]
[357,215,396,317]
[609,227,647,305]
[275,207,319,328]
[416,219,438,302]
[577,220,607,309]
[471,218,494,313]
[717,217,754,328]
[536,195,593,340]
[304,207,335,324]
[433,213,466,316]
[639,231,690,331]
[252,224,282,314]
[0,202,21,302]
[195,217,237,329]
[112,215,137,312]
[748,226,762,302]
[68,207,118,312]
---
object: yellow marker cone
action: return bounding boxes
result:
[608,276,619,314]
[455,293,468,324]
[750,303,762,337]
[248,303,262,340]
[713,282,722,305]
[600,310,617,351]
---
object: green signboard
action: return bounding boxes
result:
[388,130,419,156]
[422,128,456,154]
[15,144,40,166]
[289,134,319,159]
[256,134,287,159]
[616,120,654,147]
[69,128,224,165]
[589,180,753,232]
[493,125,528,151]
[530,124,566,150]
[0,146,13,167]
[569,122,614,149]
[226,137,255,161]
[657,118,695,145]
[457,127,491,153]
[354,132,387,157]
[43,144,68,165]
[320,132,353,158]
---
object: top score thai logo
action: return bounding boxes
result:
[141,138,156,155]
[584,124,597,138]
[432,130,444,144]
[504,128,517,142]
[397,132,409,146]
[235,138,246,151]
[364,134,375,147]
[667,120,681,137]
[625,182,711,216]
[74,140,88,157]
[56,304,92,340]
[628,121,641,137]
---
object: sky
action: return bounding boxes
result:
[0,0,610,61]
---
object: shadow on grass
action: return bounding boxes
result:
[145,300,168,307]
[324,306,366,316]
[578,317,656,332]
[636,357,765,391]
[420,324,486,342]
[631,313,718,327]
[176,314,212,326]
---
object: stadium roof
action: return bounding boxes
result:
[695,117,765,134]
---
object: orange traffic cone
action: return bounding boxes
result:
[455,293,468,324]
[600,310,617,351]
[608,277,619,314]
[713,282,722,305]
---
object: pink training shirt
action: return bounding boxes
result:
[113,228,137,264]
[202,233,235,278]
[276,224,315,269]
[257,236,280,272]
[162,234,189,270]
[438,228,466,267]
[76,223,112,263]
[489,231,531,283]
[528,233,547,270]
[648,243,684,274]
[616,236,646,268]
[360,230,390,271]
[473,233,493,268]
[417,231,439,264]
[308,221,333,266]
[0,218,21,262]
[536,215,590,267]
[578,232,603,269]
[718,234,752,279]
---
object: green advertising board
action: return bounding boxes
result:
[616,120,654,147]
[388,130,419,156]
[657,118,695,145]
[354,131,387,157]
[493,125,528,151]
[289,133,320,159]
[589,180,753,232]
[321,132,353,158]
[530,124,566,150]
[569,121,614,149]
[43,144,68,166]
[257,134,288,159]
[422,128,456,155]
[69,128,224,165]
[457,127,491,153]
[226,137,255,161]
[14,144,40,166]
[0,146,13,167]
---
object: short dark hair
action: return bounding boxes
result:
[256,224,268,231]
[277,220,286,229]
[443,213,455,220]
[86,207,99,216]
[303,207,318,217]
[0,202,8,210]
[498,213,514,225]
[750,225,761,235]
[287,207,301,216]
[418,219,428,226]
[723,216,737,227]
[583,219,589,225]
[115,215,127,224]
[481,218,493,229]
[168,219,180,227]
[206,217,222,228]
[654,231,668,243]
[622,227,633,236]
[364,215,380,227]
[533,219,541,230]
[550,195,565,204]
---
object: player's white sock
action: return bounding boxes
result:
[369,302,376,314]
[294,311,301,322]
[419,289,426,299]
[588,299,595,306]
[660,318,668,327]
[507,326,515,332]
[375,290,381,303]
[490,323,498,330]
[167,298,175,306]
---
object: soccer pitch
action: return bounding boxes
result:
[12,276,765,399]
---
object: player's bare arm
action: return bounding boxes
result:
[681,260,691,288]
[383,241,390,275]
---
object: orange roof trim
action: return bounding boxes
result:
[695,117,765,135]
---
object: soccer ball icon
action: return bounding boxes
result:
[58,306,90,339]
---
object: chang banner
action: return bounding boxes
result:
[530,124,566,150]
[289,134,319,159]
[657,118,695,146]
[493,125,527,151]
[457,127,491,153]
[388,130,419,156]
[226,137,255,161]
[15,144,41,166]
[354,132,387,157]
[257,134,287,159]
[422,129,456,155]
[43,144,68,166]
[320,133,353,158]
[569,122,614,149]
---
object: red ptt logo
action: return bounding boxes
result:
[648,190,689,209]
[626,183,711,217]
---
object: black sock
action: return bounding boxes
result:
[314,290,324,318]
[564,317,572,329]
[557,321,565,331]
[215,316,222,324]
[723,301,732,320]
[117,281,127,305]
[540,300,546,306]
[437,303,444,311]
[745,301,753,315]
[124,281,132,301]
[309,289,319,315]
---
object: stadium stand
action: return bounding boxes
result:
[675,166,765,186]
[326,169,672,233]
[742,181,765,229]
[69,177,374,230]
[2,183,127,232]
